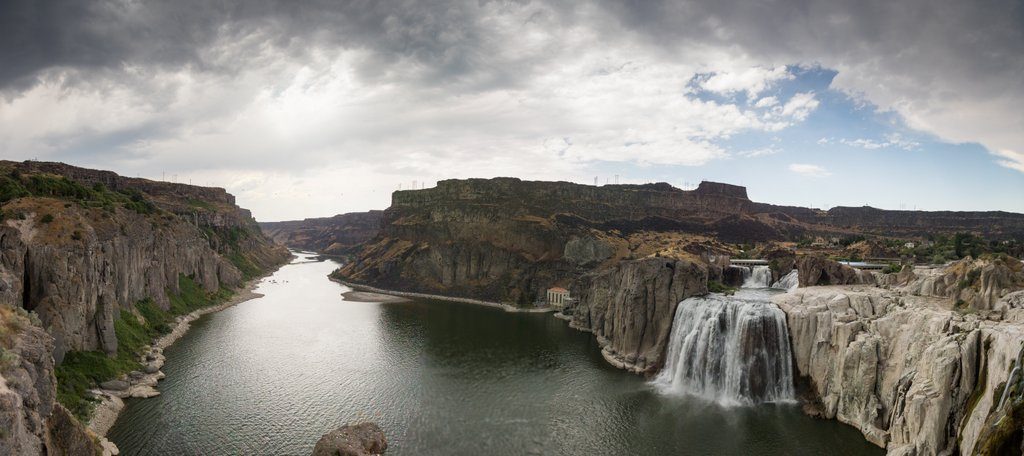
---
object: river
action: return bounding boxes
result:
[107,253,883,455]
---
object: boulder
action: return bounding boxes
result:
[99,380,129,391]
[312,422,388,456]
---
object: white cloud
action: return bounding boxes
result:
[754,96,779,108]
[840,133,920,151]
[779,92,820,121]
[739,145,781,157]
[788,163,832,177]
[699,66,792,97]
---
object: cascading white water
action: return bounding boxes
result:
[742,265,773,288]
[654,290,795,406]
[771,269,799,291]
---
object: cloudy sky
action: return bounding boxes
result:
[1,0,1022,221]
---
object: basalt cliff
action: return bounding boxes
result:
[336,178,1023,307]
[260,210,383,256]
[0,161,288,455]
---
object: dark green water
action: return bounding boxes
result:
[107,253,883,455]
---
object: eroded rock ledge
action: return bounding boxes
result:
[775,279,1024,455]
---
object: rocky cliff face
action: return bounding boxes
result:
[564,258,708,375]
[260,210,383,256]
[338,177,1024,308]
[775,266,1024,455]
[1,306,101,455]
[0,161,288,455]
[896,256,1024,312]
[336,178,793,306]
[0,161,289,361]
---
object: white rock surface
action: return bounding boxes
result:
[775,284,1024,455]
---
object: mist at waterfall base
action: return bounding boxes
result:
[655,265,798,405]
[108,256,880,455]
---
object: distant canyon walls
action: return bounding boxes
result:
[259,210,383,256]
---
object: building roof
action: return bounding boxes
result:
[548,287,569,293]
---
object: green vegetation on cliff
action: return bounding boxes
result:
[0,169,157,215]
[55,275,233,421]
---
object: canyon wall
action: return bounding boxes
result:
[338,177,1024,308]
[563,258,708,375]
[775,257,1024,455]
[1,299,101,454]
[0,161,289,360]
[0,161,288,454]
[259,210,383,256]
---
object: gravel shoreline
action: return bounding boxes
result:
[87,269,279,449]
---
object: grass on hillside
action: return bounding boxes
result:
[0,171,157,215]
[55,275,234,421]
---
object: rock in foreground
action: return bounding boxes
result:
[312,422,387,456]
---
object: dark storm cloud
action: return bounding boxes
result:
[0,0,575,93]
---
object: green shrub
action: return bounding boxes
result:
[227,252,260,280]
[707,280,737,295]
[883,263,902,274]
[0,347,19,373]
[39,213,54,224]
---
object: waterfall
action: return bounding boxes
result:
[742,265,772,288]
[771,269,799,292]
[654,290,795,406]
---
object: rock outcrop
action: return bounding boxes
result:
[775,283,1024,455]
[312,422,387,456]
[260,210,383,256]
[796,255,875,287]
[0,160,289,360]
[0,306,102,455]
[898,256,1024,312]
[564,258,708,375]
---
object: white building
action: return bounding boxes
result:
[547,287,570,308]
